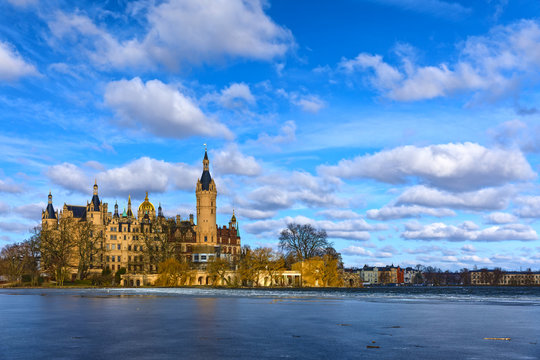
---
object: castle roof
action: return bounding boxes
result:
[45,203,56,219]
[139,191,155,213]
[200,149,212,190]
[66,205,86,219]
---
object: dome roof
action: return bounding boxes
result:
[138,191,155,213]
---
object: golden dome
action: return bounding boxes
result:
[138,191,155,214]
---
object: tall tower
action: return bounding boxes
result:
[196,147,217,244]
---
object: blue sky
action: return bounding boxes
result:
[1,0,540,270]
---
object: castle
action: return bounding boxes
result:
[42,149,241,280]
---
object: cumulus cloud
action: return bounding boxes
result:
[277,89,326,113]
[338,20,540,106]
[341,245,373,256]
[367,205,455,220]
[47,157,199,197]
[515,196,540,218]
[397,185,513,211]
[251,121,296,149]
[47,163,90,193]
[13,203,45,220]
[243,215,386,241]
[212,144,261,177]
[461,244,476,253]
[0,221,32,233]
[0,178,23,193]
[98,157,199,196]
[292,95,326,113]
[318,143,535,191]
[236,170,345,217]
[0,41,38,81]
[402,221,538,242]
[484,212,518,224]
[105,77,232,139]
[218,83,255,109]
[49,0,293,69]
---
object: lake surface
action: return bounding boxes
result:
[1,287,539,359]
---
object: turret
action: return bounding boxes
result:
[158,203,163,218]
[127,195,133,218]
[42,191,58,227]
[229,209,237,229]
[113,201,119,218]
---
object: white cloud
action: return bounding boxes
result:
[367,205,455,220]
[318,143,535,191]
[339,20,540,104]
[341,245,373,256]
[292,95,326,113]
[47,163,90,193]
[0,221,32,233]
[515,196,540,218]
[277,89,326,113]
[0,178,23,193]
[47,157,199,197]
[484,212,518,224]
[218,83,255,109]
[49,0,293,69]
[243,215,386,241]
[14,203,45,220]
[211,143,261,176]
[97,157,199,196]
[397,185,513,211]
[461,244,476,253]
[105,77,232,139]
[251,121,296,149]
[402,221,538,242]
[0,41,38,81]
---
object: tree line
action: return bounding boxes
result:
[0,221,344,287]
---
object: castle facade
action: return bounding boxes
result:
[42,150,241,279]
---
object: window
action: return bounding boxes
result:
[201,255,207,261]
[112,264,115,270]
[204,236,207,242]
[128,245,131,251]
[128,256,131,262]
[124,235,126,240]
[112,256,115,262]
[194,254,199,261]
[118,256,121,262]
[117,244,121,250]
[106,256,109,262]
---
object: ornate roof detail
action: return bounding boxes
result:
[138,191,155,214]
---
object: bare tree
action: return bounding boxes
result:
[75,222,103,280]
[279,223,330,261]
[40,220,76,286]
[0,243,25,283]
[207,257,232,286]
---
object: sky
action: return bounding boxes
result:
[1,0,540,271]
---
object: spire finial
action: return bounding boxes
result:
[145,191,148,201]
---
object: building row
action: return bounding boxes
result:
[470,269,540,286]
[357,265,421,285]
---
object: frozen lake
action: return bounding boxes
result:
[1,287,539,359]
